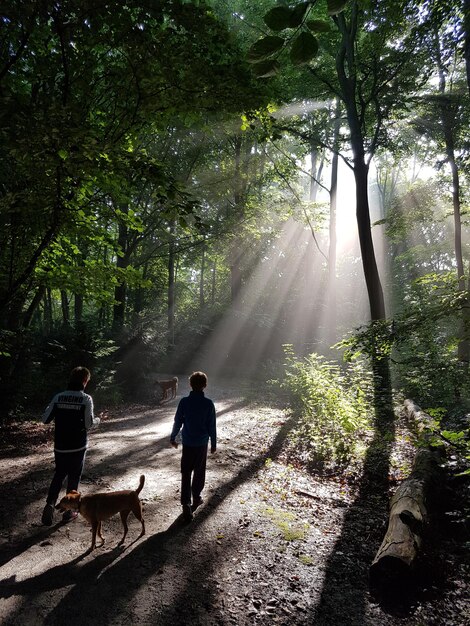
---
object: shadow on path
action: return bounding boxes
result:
[308,403,396,625]
[6,415,298,626]
[0,520,71,568]
[0,545,122,598]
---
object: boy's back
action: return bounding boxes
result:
[172,390,216,448]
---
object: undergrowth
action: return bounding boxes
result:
[276,346,374,473]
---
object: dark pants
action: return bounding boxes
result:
[46,449,86,505]
[180,444,208,506]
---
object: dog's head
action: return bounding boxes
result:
[56,491,81,512]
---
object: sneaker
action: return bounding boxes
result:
[41,503,54,526]
[182,504,193,521]
[191,497,203,512]
[62,510,79,522]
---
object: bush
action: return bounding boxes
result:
[280,347,373,471]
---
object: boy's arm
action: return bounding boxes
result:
[42,395,57,424]
[84,395,99,429]
[209,402,217,452]
[170,399,184,445]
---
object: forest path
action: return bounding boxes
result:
[0,378,465,625]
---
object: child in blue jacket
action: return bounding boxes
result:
[170,371,216,521]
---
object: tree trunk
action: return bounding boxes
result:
[334,6,391,425]
[233,133,243,206]
[211,258,216,307]
[98,304,107,329]
[354,162,386,321]
[328,100,340,344]
[133,262,147,323]
[335,10,386,322]
[113,280,127,333]
[230,255,242,303]
[230,133,248,304]
[449,147,468,362]
[464,0,470,97]
[435,28,469,363]
[44,288,53,333]
[22,285,46,329]
[200,241,206,310]
[310,147,318,202]
[0,218,60,319]
[60,289,70,326]
[74,244,87,328]
[112,210,129,334]
[309,144,324,202]
[74,292,83,326]
[370,446,444,594]
[167,220,176,347]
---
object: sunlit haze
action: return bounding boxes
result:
[188,150,383,379]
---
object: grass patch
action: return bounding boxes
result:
[260,505,309,542]
[298,554,314,565]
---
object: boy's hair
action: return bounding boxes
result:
[189,371,207,391]
[68,366,91,391]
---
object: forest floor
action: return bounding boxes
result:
[0,377,468,626]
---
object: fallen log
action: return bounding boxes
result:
[404,399,465,449]
[403,398,439,441]
[369,406,445,595]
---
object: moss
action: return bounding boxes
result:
[260,506,309,542]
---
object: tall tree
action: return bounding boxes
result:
[462,0,470,95]
[249,1,427,321]
[412,1,469,363]
[247,0,432,414]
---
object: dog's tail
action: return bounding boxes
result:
[173,377,178,383]
[135,475,145,495]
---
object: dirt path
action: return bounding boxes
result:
[0,379,467,625]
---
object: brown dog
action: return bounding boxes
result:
[56,475,146,550]
[157,376,178,400]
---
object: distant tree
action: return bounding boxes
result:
[411,0,470,364]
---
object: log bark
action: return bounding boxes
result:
[369,439,444,593]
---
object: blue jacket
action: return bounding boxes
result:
[170,391,216,448]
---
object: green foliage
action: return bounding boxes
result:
[418,407,470,477]
[263,2,311,31]
[248,0,325,75]
[252,59,281,78]
[280,346,373,470]
[0,0,262,332]
[247,36,285,63]
[339,272,470,409]
[392,274,470,407]
[260,505,309,541]
[290,31,319,65]
[306,19,331,32]
[1,0,468,444]
[327,0,349,15]
[338,320,394,363]
[264,6,296,31]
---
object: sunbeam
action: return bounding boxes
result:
[187,153,387,379]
